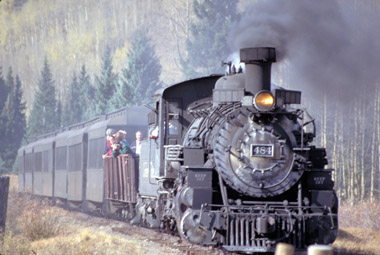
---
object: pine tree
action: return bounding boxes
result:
[0,66,9,113]
[113,28,161,107]
[0,68,16,157]
[56,98,62,128]
[181,0,240,79]
[0,70,26,173]
[109,80,128,110]
[28,58,59,138]
[79,65,96,121]
[94,46,118,115]
[62,72,83,126]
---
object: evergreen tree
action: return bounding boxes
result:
[181,0,240,79]
[109,81,127,111]
[113,28,161,107]
[94,46,118,115]
[0,66,9,113]
[62,72,82,126]
[56,97,62,128]
[79,65,96,121]
[0,71,26,173]
[0,68,15,160]
[28,58,59,138]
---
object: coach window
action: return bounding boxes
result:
[35,152,42,172]
[42,150,49,172]
[56,146,67,170]
[18,155,24,173]
[25,153,34,173]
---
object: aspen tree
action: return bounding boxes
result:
[339,113,345,200]
[370,86,378,201]
[321,95,327,148]
[360,99,366,199]
[332,104,339,184]
[377,84,380,200]
[351,100,360,201]
[340,126,346,200]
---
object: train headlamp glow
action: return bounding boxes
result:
[254,91,275,111]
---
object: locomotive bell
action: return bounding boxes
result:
[240,47,276,95]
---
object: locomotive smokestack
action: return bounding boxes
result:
[240,47,276,94]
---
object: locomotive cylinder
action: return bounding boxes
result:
[240,47,276,94]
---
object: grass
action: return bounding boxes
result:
[29,229,142,255]
[0,175,160,255]
[20,199,62,241]
[0,232,31,255]
[338,199,380,231]
[333,228,380,254]
[1,176,63,254]
[333,199,380,254]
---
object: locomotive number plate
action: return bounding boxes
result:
[250,144,274,157]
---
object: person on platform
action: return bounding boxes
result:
[131,131,143,155]
[103,134,116,158]
[112,130,133,157]
[103,128,115,158]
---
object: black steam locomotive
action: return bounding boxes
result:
[19,47,338,253]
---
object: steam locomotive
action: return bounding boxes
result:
[18,47,338,253]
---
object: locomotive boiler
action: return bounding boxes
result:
[135,47,338,253]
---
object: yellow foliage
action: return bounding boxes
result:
[49,26,55,38]
[22,0,38,25]
[67,31,96,63]
[0,15,10,47]
[46,44,60,63]
[0,0,183,109]
[113,42,130,73]
[0,1,12,48]
[0,0,15,12]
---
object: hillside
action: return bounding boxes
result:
[0,0,196,110]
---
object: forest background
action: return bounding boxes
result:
[1,0,380,203]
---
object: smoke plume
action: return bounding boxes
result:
[229,0,380,100]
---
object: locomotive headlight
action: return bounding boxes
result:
[254,91,275,111]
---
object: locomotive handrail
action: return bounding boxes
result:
[299,108,316,147]
[148,137,156,185]
[218,174,230,207]
[164,145,184,161]
[198,202,337,217]
[328,207,335,229]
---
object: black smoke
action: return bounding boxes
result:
[229,0,380,100]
